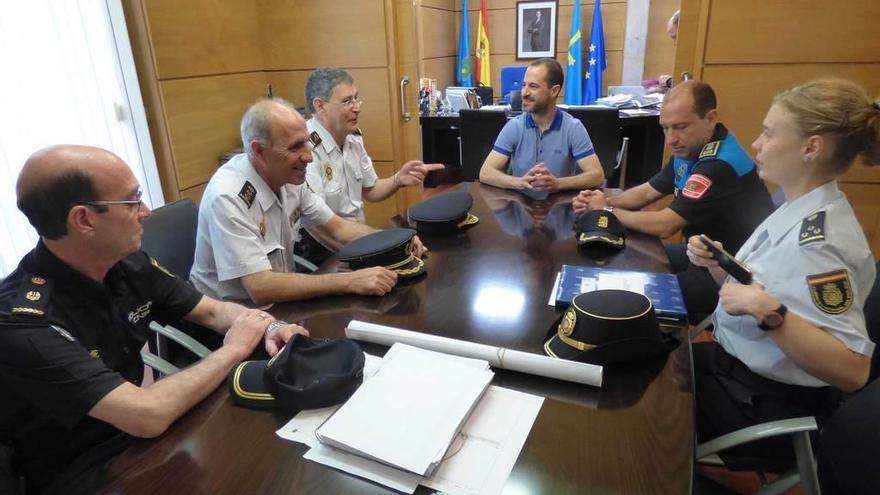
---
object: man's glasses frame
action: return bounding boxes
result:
[83,188,144,208]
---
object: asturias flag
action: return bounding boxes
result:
[564,0,583,105]
[457,0,473,86]
[475,0,491,87]
[583,0,606,104]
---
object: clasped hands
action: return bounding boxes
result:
[572,188,608,214]
[518,163,560,192]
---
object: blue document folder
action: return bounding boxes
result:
[555,265,688,323]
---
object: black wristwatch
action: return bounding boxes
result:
[758,304,788,331]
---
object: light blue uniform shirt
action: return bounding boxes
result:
[713,180,875,387]
[492,108,595,200]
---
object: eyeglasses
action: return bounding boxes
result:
[324,96,365,109]
[84,188,144,208]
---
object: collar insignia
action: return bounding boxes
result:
[698,141,720,159]
[238,181,257,208]
[799,211,826,246]
[309,131,322,148]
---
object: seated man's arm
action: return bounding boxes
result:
[612,206,687,239]
[608,181,667,210]
[478,151,534,190]
[240,264,398,305]
[363,161,445,202]
[554,153,604,191]
[309,213,375,251]
[89,309,268,438]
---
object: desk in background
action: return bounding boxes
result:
[421,109,665,188]
[100,184,693,495]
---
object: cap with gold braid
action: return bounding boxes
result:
[337,228,426,279]
[408,191,479,234]
[544,289,678,365]
[575,209,626,249]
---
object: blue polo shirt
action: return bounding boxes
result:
[492,108,594,199]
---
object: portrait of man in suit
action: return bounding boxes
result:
[517,3,556,59]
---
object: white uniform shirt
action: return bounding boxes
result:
[305,118,379,223]
[713,180,876,387]
[190,153,334,302]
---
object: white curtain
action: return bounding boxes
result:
[0,0,161,276]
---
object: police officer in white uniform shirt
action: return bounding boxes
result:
[297,68,442,262]
[191,98,427,306]
[687,79,880,469]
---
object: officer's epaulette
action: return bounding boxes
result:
[353,127,364,136]
[799,211,826,246]
[698,140,721,159]
[309,131,322,148]
[238,181,257,209]
[10,274,52,318]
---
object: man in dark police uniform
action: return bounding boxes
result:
[0,145,307,494]
[574,80,773,316]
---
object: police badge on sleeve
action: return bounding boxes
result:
[806,269,853,314]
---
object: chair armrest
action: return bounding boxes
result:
[148,321,211,359]
[615,137,630,189]
[696,416,818,460]
[140,350,180,376]
[689,313,715,341]
[293,254,319,273]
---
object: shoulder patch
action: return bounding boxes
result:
[150,257,175,278]
[309,131,322,148]
[238,181,257,208]
[699,141,721,159]
[11,274,53,317]
[799,211,826,246]
[682,173,713,200]
[807,270,852,314]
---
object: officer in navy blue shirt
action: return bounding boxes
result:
[0,145,307,494]
[479,58,605,200]
[574,81,773,317]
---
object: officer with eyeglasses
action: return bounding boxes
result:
[0,145,308,494]
[298,67,443,264]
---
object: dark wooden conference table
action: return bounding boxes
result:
[100,183,694,495]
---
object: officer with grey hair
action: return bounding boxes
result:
[191,97,427,306]
[299,67,442,262]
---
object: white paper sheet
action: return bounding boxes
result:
[345,320,602,387]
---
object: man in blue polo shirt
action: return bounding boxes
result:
[478,58,605,200]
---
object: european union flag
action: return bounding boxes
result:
[583,0,606,104]
[457,0,473,87]
[563,0,583,105]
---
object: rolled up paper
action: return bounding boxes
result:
[345,320,602,387]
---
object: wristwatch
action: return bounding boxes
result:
[758,304,787,331]
[265,319,288,335]
[603,205,614,213]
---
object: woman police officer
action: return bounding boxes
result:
[687,78,880,466]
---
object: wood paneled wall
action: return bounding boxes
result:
[681,0,880,255]
[642,0,677,80]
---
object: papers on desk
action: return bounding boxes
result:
[315,343,493,476]
[596,93,663,109]
[276,345,544,495]
[479,104,510,111]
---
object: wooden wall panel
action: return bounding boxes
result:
[701,63,880,156]
[423,57,457,96]
[180,183,208,205]
[422,8,456,59]
[642,0,677,79]
[160,71,266,190]
[259,0,388,69]
[423,0,454,10]
[704,1,880,65]
[363,161,398,227]
[266,68,395,162]
[145,0,263,79]
[839,183,880,257]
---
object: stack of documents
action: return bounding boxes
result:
[315,343,494,476]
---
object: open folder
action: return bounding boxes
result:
[315,343,494,476]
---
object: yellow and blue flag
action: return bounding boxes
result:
[583,0,606,104]
[457,0,473,86]
[564,0,583,104]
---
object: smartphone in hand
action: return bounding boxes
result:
[698,235,753,284]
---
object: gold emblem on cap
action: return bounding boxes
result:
[259,218,266,239]
[26,291,41,301]
[597,215,609,229]
[89,349,101,359]
[324,162,333,181]
[559,308,576,337]
[31,277,46,285]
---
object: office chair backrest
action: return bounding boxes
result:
[565,107,621,180]
[141,199,199,279]
[459,109,508,182]
[500,66,527,102]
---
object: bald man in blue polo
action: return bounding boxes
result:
[479,58,605,200]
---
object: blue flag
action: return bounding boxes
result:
[457,0,473,86]
[583,0,606,104]
[563,0,583,105]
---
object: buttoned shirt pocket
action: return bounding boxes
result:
[322,178,345,212]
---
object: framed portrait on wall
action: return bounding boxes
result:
[516,1,557,59]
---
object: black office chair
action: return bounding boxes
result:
[459,109,508,182]
[141,199,199,279]
[565,107,629,188]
